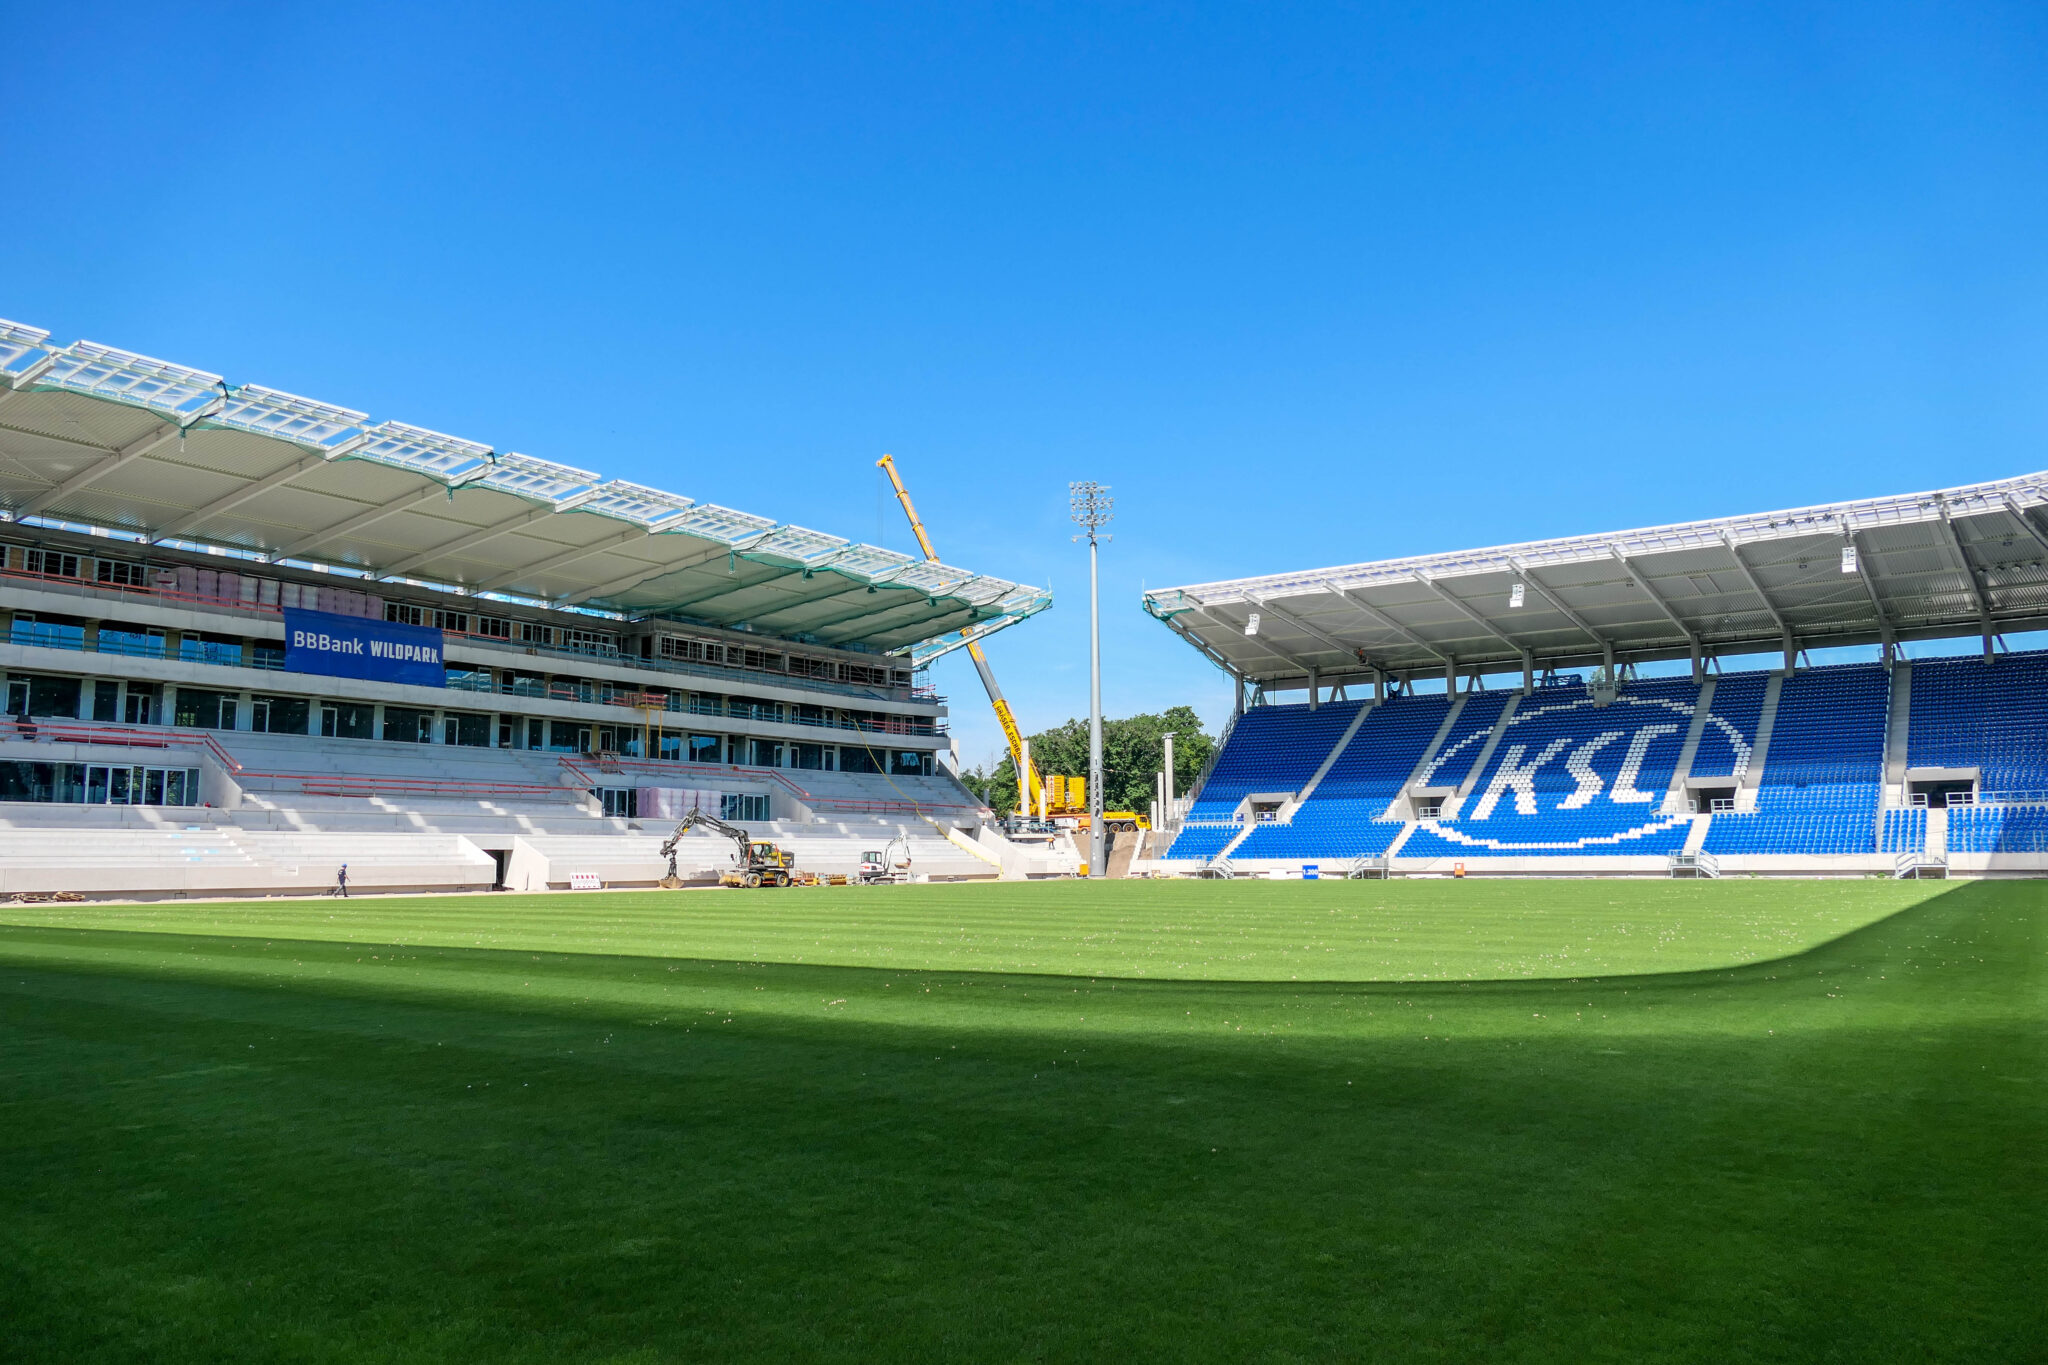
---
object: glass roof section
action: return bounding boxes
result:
[347,420,493,480]
[947,575,1019,607]
[35,341,223,417]
[577,480,694,528]
[668,503,777,545]
[824,544,918,578]
[0,318,49,374]
[473,451,599,504]
[749,524,851,566]
[206,384,368,450]
[887,560,977,595]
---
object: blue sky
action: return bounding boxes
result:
[5,2,2046,771]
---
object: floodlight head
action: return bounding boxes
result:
[1069,480,1113,536]
[1509,581,1526,609]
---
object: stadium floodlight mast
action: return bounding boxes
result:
[1070,480,1113,878]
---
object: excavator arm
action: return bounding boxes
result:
[877,453,1045,815]
[660,806,752,880]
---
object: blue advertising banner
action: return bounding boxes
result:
[283,608,446,688]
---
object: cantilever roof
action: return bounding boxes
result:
[0,319,1049,653]
[1147,471,2048,683]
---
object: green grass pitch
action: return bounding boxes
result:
[1,878,2041,1362]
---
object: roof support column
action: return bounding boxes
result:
[1520,649,1533,695]
[1602,640,1615,685]
[1783,628,1796,674]
[1690,636,1703,683]
[1444,655,1458,696]
[1307,667,1320,710]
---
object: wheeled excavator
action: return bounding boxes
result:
[659,807,801,888]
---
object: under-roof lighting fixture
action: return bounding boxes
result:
[1244,611,1262,636]
[1840,544,1858,574]
[1509,581,1526,609]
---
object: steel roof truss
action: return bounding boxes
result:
[15,405,224,519]
[271,480,477,563]
[378,502,568,580]
[2002,496,2048,558]
[1502,560,1607,652]
[1190,603,1319,676]
[1718,531,1789,636]
[1249,593,1376,668]
[1414,572,1524,655]
[474,527,647,594]
[1607,548,1699,647]
[1335,587,1451,663]
[148,449,332,543]
[1932,495,1992,627]
[1838,519,1894,643]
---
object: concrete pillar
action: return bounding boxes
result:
[1520,650,1534,695]
[1782,628,1796,673]
[1444,656,1458,696]
[1689,637,1703,683]
[1601,641,1615,685]
[1307,667,1319,711]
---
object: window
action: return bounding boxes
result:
[10,675,81,719]
[891,750,932,777]
[657,731,683,761]
[559,628,616,656]
[839,745,880,775]
[93,680,119,722]
[385,602,427,627]
[321,702,375,739]
[599,788,637,818]
[444,712,491,747]
[96,559,146,587]
[179,634,244,667]
[123,686,156,725]
[432,609,467,632]
[474,615,514,640]
[745,739,783,768]
[720,793,769,822]
[253,641,285,670]
[687,734,722,764]
[252,696,310,735]
[23,549,79,579]
[519,621,553,647]
[792,742,828,771]
[548,720,590,753]
[97,624,166,659]
[173,689,236,730]
[383,706,435,743]
[11,613,85,650]
[58,763,202,806]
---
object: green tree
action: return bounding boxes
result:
[960,707,1214,816]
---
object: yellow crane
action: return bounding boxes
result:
[877,453,1046,817]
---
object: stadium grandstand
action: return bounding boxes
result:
[1141,471,2048,879]
[0,317,1075,896]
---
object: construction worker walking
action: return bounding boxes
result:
[334,863,349,898]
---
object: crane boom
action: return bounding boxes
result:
[877,453,1045,815]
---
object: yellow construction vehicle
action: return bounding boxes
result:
[878,453,1046,816]
[659,807,801,888]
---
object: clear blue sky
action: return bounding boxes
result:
[6,2,2046,772]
